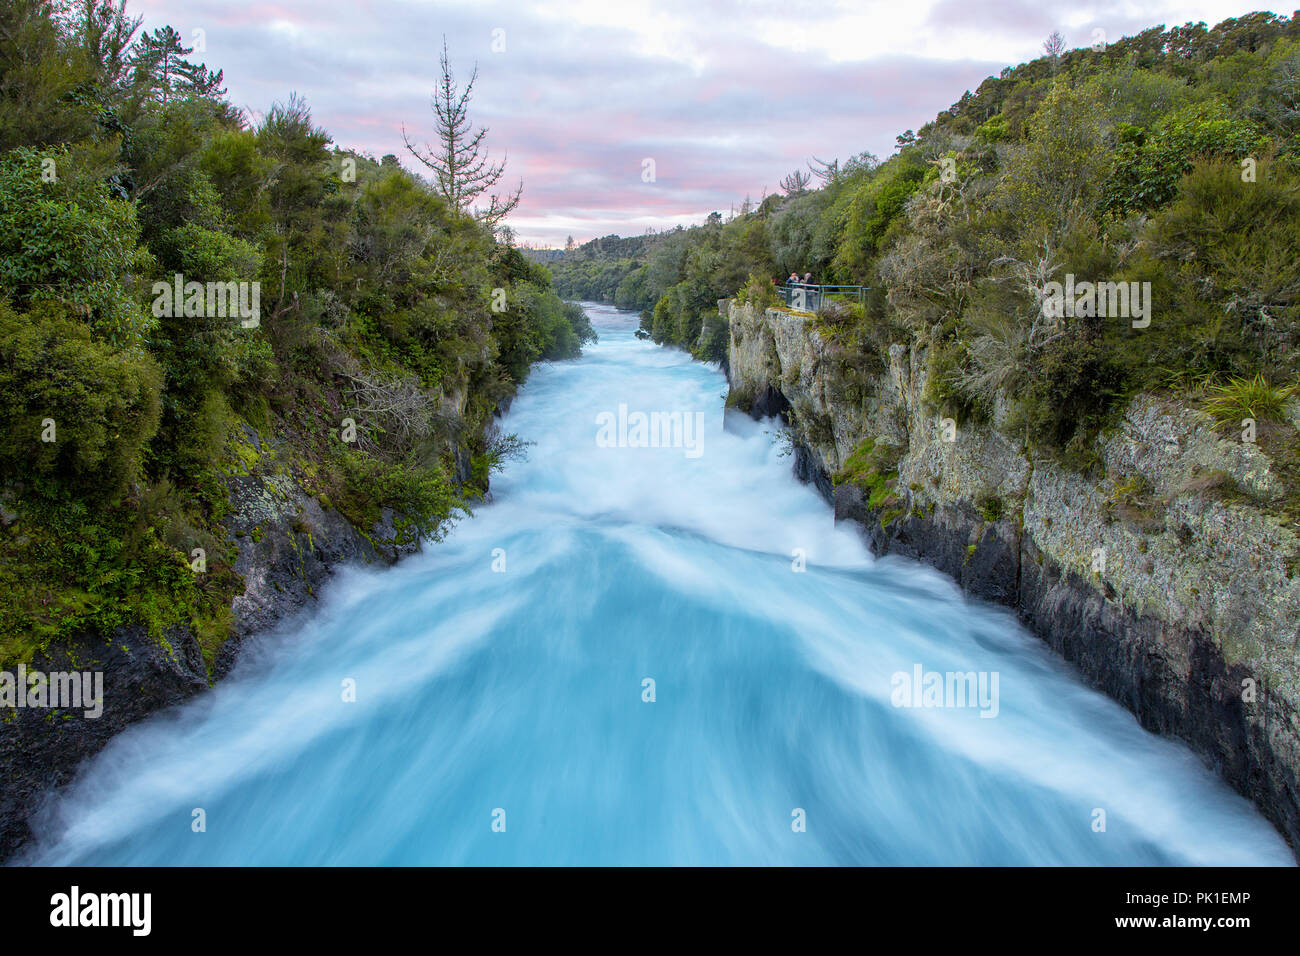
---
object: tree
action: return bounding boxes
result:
[809,155,839,184]
[76,0,143,100]
[403,38,521,226]
[256,93,333,315]
[1000,83,1108,241]
[1044,30,1065,75]
[780,168,811,195]
[0,0,135,151]
[565,234,575,252]
[129,25,224,105]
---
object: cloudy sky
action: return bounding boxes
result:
[131,0,1287,246]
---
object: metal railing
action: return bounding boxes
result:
[778,284,867,313]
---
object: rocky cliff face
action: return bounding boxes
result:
[725,299,1300,854]
[0,418,483,861]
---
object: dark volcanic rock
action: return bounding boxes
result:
[0,624,208,861]
[0,471,388,861]
[826,431,1300,853]
[217,473,387,677]
[1016,536,1300,852]
[751,383,791,420]
[835,484,1020,606]
[1,407,511,862]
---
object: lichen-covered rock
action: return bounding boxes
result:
[726,298,1300,854]
[219,470,386,675]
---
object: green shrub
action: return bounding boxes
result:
[973,114,1009,144]
[0,300,162,500]
[1123,158,1300,389]
[334,450,465,550]
[1201,374,1295,427]
[735,272,780,311]
[694,313,730,364]
[1005,316,1122,467]
[924,338,987,425]
[834,438,901,508]
[976,493,1004,522]
[0,494,203,668]
[0,146,152,344]
[1102,101,1270,214]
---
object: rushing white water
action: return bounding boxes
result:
[24,303,1293,865]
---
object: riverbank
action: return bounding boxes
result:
[20,302,1289,866]
[721,298,1300,856]
[0,409,506,862]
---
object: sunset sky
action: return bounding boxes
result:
[131,0,1289,246]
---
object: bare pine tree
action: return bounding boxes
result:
[403,38,521,226]
[1044,30,1065,75]
[780,169,812,195]
[808,155,839,185]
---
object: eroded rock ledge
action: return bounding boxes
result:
[724,299,1300,854]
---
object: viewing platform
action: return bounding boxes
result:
[777,284,867,313]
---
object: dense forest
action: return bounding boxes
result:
[545,231,673,306]
[552,11,1300,493]
[8,3,1300,676]
[0,0,593,671]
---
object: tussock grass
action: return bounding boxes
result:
[1201,374,1295,428]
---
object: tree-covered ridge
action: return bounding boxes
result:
[583,11,1300,495]
[545,231,675,306]
[0,0,593,669]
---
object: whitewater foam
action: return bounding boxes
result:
[22,303,1293,866]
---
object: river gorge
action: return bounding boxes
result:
[15,303,1292,866]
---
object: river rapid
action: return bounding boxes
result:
[22,303,1293,865]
